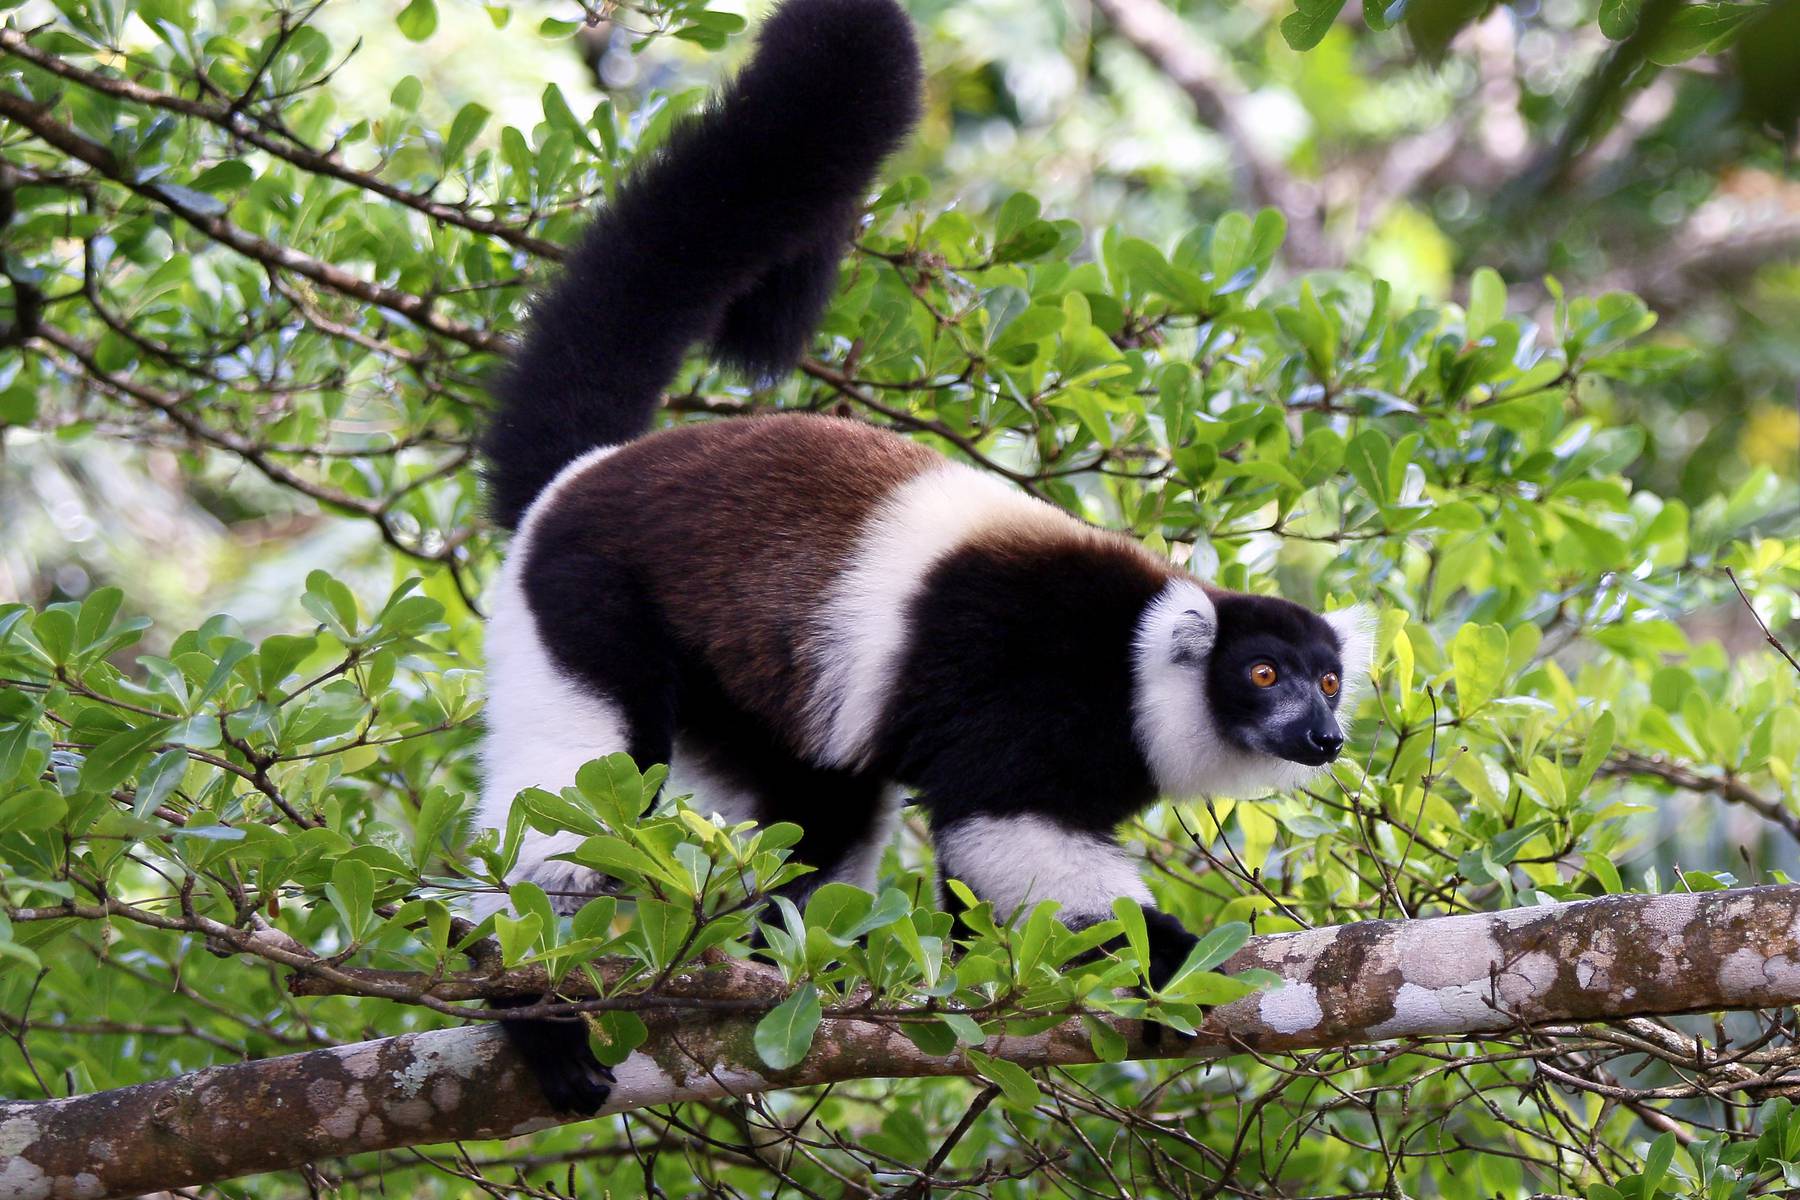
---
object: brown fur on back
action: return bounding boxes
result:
[535,414,940,741]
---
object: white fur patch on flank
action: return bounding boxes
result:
[1130,577,1320,800]
[1323,604,1378,707]
[475,445,626,919]
[938,814,1153,924]
[801,463,1075,768]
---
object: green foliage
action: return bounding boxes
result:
[2,0,1799,1196]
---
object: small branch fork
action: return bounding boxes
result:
[1726,567,1800,679]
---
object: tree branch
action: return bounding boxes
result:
[1600,212,1800,312]
[8,886,1800,1199]
[1604,750,1800,842]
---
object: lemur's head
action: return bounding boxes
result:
[1132,579,1374,799]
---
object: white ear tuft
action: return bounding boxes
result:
[1135,579,1217,670]
[1171,607,1216,665]
[1323,604,1378,701]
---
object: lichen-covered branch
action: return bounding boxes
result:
[6,886,1800,1200]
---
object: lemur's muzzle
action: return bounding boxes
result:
[1270,696,1344,766]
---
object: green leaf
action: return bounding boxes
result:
[575,753,647,829]
[301,571,360,638]
[1598,0,1641,37]
[1116,238,1210,309]
[0,940,41,971]
[1362,0,1403,30]
[1162,970,1263,1006]
[1280,0,1348,49]
[131,749,187,817]
[575,834,658,882]
[1209,210,1252,282]
[902,1018,958,1056]
[1450,623,1510,716]
[396,0,437,41]
[493,911,542,966]
[390,75,423,111]
[74,587,122,654]
[1188,921,1251,973]
[543,83,596,156]
[1110,896,1150,978]
[0,785,67,835]
[516,786,607,838]
[326,858,375,942]
[1248,208,1287,272]
[80,719,175,794]
[939,1012,986,1046]
[1570,710,1615,800]
[754,982,822,1070]
[1345,429,1392,507]
[444,102,491,162]
[843,887,911,940]
[1646,4,1758,65]
[634,898,693,968]
[586,1010,648,1068]
[32,608,76,667]
[0,384,37,426]
[190,160,253,192]
[965,1049,1041,1112]
[804,882,874,940]
[1585,852,1624,895]
[1157,923,1252,997]
[1082,1014,1127,1062]
[1641,1129,1675,1195]
[1466,267,1505,338]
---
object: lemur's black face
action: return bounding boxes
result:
[1206,594,1346,766]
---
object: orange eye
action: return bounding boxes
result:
[1250,663,1277,688]
[1321,672,1341,697]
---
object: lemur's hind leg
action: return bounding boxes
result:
[484,549,680,1115]
[507,541,680,916]
[677,684,903,911]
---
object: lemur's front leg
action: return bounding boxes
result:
[931,812,1197,989]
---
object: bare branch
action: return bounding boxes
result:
[1604,749,1800,842]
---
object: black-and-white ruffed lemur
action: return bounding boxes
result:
[475,0,1374,1112]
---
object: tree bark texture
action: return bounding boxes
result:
[6,885,1800,1200]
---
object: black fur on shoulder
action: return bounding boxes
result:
[873,535,1167,834]
[481,0,924,528]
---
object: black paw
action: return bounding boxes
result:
[1141,909,1202,1048]
[1141,1012,1197,1049]
[498,999,615,1116]
[1142,908,1198,991]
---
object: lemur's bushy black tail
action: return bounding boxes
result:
[482,0,923,528]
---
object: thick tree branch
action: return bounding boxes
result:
[8,886,1800,1199]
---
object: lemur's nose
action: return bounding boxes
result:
[1309,730,1344,758]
